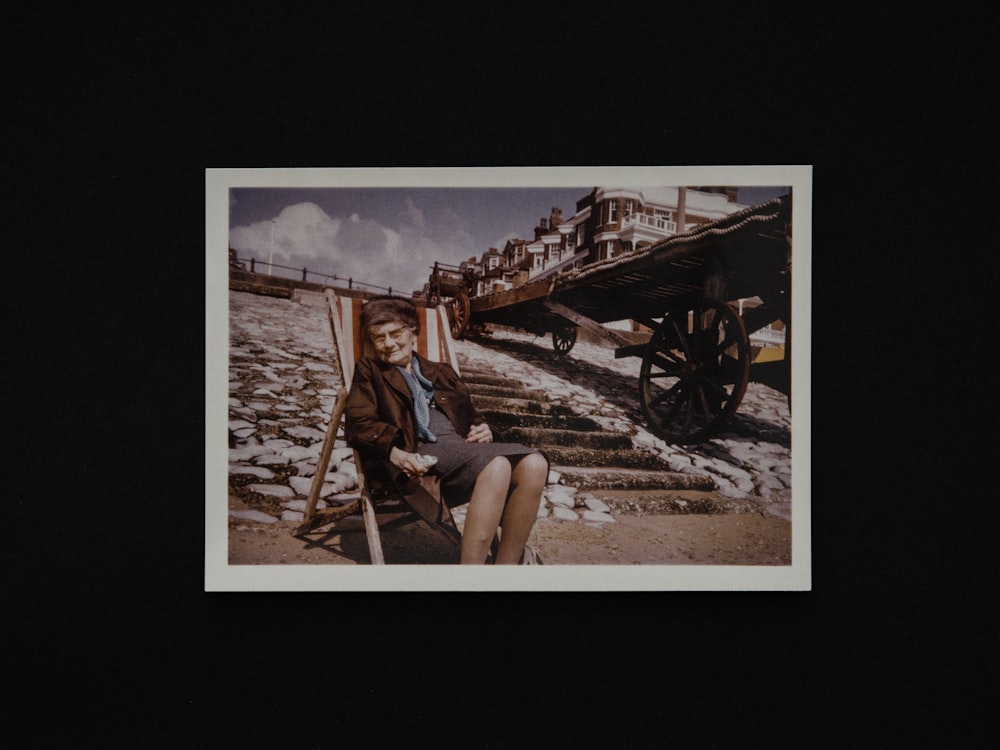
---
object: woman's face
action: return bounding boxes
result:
[369,320,417,368]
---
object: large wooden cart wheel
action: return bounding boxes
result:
[552,323,577,355]
[638,297,750,444]
[447,289,471,339]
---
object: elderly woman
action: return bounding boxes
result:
[344,296,548,564]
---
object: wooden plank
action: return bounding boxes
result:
[614,342,648,360]
[436,304,461,375]
[301,389,348,525]
[357,463,385,565]
[542,300,634,346]
[291,500,360,536]
[469,277,552,313]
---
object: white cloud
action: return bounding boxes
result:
[403,197,425,230]
[229,202,339,264]
[229,199,477,295]
[492,231,521,252]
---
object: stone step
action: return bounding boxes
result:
[552,466,716,492]
[460,373,529,390]
[465,383,546,401]
[480,409,602,432]
[538,445,677,470]
[470,395,577,417]
[582,488,766,516]
[503,426,632,450]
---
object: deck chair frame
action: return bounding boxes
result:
[291,289,463,564]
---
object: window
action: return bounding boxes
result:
[625,199,634,215]
[576,224,585,246]
[607,200,617,224]
[606,240,616,260]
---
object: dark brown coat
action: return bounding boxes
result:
[344,354,491,459]
[344,354,494,536]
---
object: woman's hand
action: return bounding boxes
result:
[390,446,431,477]
[465,423,493,444]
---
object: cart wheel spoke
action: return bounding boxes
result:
[679,392,696,440]
[715,329,739,356]
[696,384,715,424]
[648,353,683,376]
[639,297,750,444]
[552,324,577,355]
[446,290,471,339]
[649,379,685,408]
[700,377,730,402]
[671,319,692,359]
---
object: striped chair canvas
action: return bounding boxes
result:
[331,292,460,391]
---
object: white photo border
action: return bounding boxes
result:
[206,166,812,591]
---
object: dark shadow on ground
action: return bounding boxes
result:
[294,514,460,564]
[464,334,790,449]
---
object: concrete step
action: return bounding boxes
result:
[480,409,602,432]
[465,383,547,401]
[539,445,676,470]
[552,466,716,492]
[503,426,632,450]
[460,373,529,390]
[582,488,766,516]
[470,395,577,417]
[460,361,722,502]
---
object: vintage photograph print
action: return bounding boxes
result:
[206,166,811,591]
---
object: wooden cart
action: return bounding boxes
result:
[429,195,793,445]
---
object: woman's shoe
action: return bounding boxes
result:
[520,545,543,565]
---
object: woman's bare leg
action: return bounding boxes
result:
[460,457,511,564]
[494,452,548,565]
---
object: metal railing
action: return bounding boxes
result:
[229,252,400,295]
[619,213,678,233]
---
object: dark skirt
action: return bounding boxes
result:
[419,407,544,506]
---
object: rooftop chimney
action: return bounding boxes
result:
[534,217,548,239]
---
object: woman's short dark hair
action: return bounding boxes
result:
[360,295,420,336]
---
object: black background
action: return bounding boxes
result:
[6,6,994,747]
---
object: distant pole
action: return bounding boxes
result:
[676,187,687,233]
[268,219,276,276]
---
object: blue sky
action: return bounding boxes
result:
[228,186,788,295]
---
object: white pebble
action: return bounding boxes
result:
[551,506,580,521]
[253,453,289,465]
[228,465,275,479]
[229,509,279,524]
[249,484,296,498]
[546,486,578,508]
[281,499,327,511]
[584,496,611,513]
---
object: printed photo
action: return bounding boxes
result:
[206,166,811,591]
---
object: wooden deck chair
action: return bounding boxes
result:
[291,288,464,563]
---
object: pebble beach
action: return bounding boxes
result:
[226,290,794,535]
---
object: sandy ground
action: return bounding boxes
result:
[228,491,792,566]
